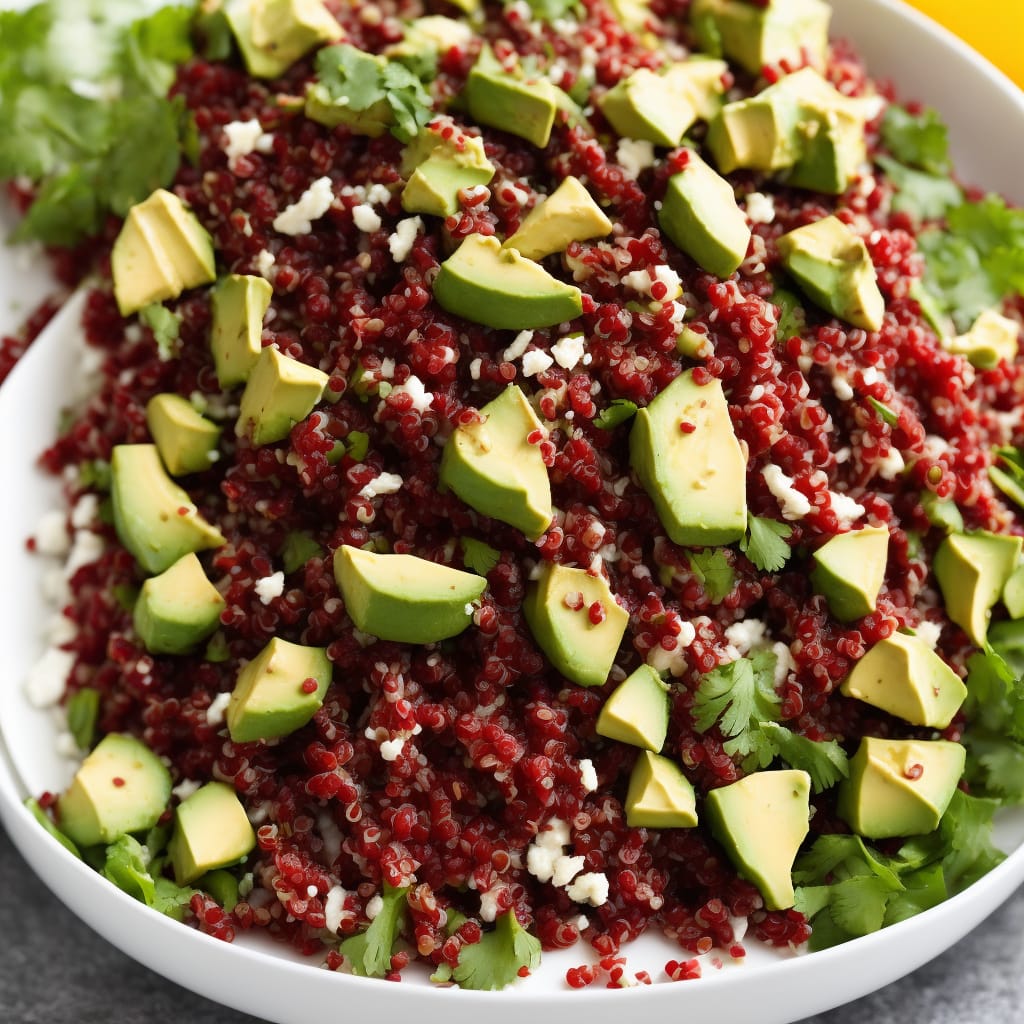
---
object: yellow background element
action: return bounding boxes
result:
[901,1,1024,90]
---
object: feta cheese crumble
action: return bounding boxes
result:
[579,758,598,793]
[35,510,70,556]
[222,119,274,165]
[387,216,423,262]
[566,871,610,907]
[206,691,232,727]
[550,333,585,370]
[522,349,554,377]
[272,176,335,235]
[359,472,404,499]
[829,490,866,528]
[621,264,683,301]
[762,464,812,520]
[352,203,382,233]
[388,375,433,413]
[615,138,656,179]
[254,571,285,605]
[744,191,776,224]
[24,647,75,708]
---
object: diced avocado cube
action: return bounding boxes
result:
[110,444,226,575]
[504,176,612,260]
[600,68,698,148]
[595,664,670,751]
[1004,564,1024,620]
[943,309,1020,369]
[439,384,553,540]
[333,545,487,644]
[386,16,475,69]
[624,751,698,828]
[226,637,332,743]
[401,121,495,218]
[210,274,274,387]
[629,369,747,547]
[235,346,329,447]
[705,769,810,911]
[57,734,172,848]
[168,782,256,885]
[226,0,343,80]
[133,552,226,656]
[145,394,222,476]
[839,632,967,729]
[522,562,629,688]
[111,189,215,317]
[809,525,889,622]
[836,737,965,839]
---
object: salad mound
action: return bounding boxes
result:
[4,0,1024,991]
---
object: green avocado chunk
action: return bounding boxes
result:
[57,734,172,848]
[943,309,1020,369]
[933,531,1023,646]
[168,782,256,885]
[235,346,329,446]
[658,149,751,279]
[225,0,343,79]
[433,233,583,330]
[110,444,226,575]
[401,120,495,218]
[145,394,222,476]
[839,631,968,729]
[776,216,885,331]
[133,552,226,656]
[439,384,553,540]
[810,525,889,621]
[690,0,831,76]
[595,664,670,751]
[210,274,274,387]
[624,750,698,828]
[836,737,965,839]
[333,545,487,644]
[522,562,629,688]
[111,189,216,317]
[629,369,747,546]
[705,769,811,911]
[504,176,612,260]
[386,16,474,68]
[1004,564,1024,620]
[226,637,332,743]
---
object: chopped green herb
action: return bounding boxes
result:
[517,0,583,22]
[203,631,230,663]
[688,548,735,603]
[345,430,370,463]
[282,531,324,574]
[25,797,80,858]
[461,537,501,577]
[450,910,542,991]
[868,397,899,426]
[740,515,793,573]
[875,155,962,223]
[758,722,849,793]
[592,398,639,430]
[340,883,410,978]
[102,834,157,904]
[771,287,806,343]
[66,687,100,751]
[880,104,951,176]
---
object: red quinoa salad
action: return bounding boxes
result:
[5,0,1024,992]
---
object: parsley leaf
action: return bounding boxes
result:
[875,155,962,224]
[688,548,735,602]
[340,884,410,978]
[451,910,542,991]
[461,537,501,577]
[758,722,849,793]
[593,398,639,430]
[880,104,951,175]
[740,515,793,573]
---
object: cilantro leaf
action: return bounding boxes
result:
[826,875,891,936]
[66,687,100,751]
[452,910,542,991]
[152,875,200,921]
[758,722,849,793]
[880,104,951,175]
[101,835,157,904]
[593,398,639,430]
[883,863,946,925]
[692,651,780,741]
[740,515,793,573]
[936,790,1005,892]
[688,548,735,602]
[518,0,584,22]
[340,884,409,978]
[875,155,962,223]
[345,430,369,463]
[461,537,501,577]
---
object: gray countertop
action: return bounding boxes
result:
[2,825,1022,1024]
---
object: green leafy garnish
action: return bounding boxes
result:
[282,531,324,574]
[740,515,793,573]
[989,446,1024,509]
[25,797,80,858]
[66,687,100,751]
[868,397,898,426]
[203,631,230,663]
[448,910,542,991]
[688,548,735,602]
[140,303,181,359]
[345,430,370,463]
[875,155,962,224]
[99,833,197,919]
[880,104,951,176]
[78,459,112,491]
[592,398,639,430]
[340,883,410,978]
[757,722,849,794]
[772,287,807,343]
[461,537,501,577]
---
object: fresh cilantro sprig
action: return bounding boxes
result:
[444,910,542,991]
[461,537,501,577]
[758,722,849,794]
[875,155,962,224]
[99,833,198,921]
[740,515,793,573]
[340,883,410,977]
[688,548,735,602]
[880,104,951,176]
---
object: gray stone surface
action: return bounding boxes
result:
[2,825,1022,1023]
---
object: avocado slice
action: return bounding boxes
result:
[629,369,747,546]
[933,531,1022,646]
[503,176,612,261]
[624,751,698,828]
[110,189,215,317]
[595,664,670,751]
[776,216,885,332]
[522,562,629,688]
[235,345,329,446]
[110,444,226,575]
[57,734,172,848]
[837,737,965,839]
[600,68,697,148]
[839,631,968,729]
[402,138,494,219]
[439,384,553,540]
[809,525,889,622]
[168,781,256,885]
[225,0,343,79]
[433,233,583,330]
[943,309,1020,369]
[133,552,226,656]
[145,394,222,476]
[705,769,810,911]
[1004,564,1024,620]
[658,150,751,279]
[333,545,487,644]
[226,636,332,743]
[210,274,274,387]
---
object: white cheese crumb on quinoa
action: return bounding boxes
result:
[915,620,943,649]
[64,530,104,579]
[255,249,276,279]
[35,510,70,556]
[550,333,585,370]
[359,472,404,499]
[206,691,232,727]
[762,464,812,520]
[723,618,767,653]
[365,894,384,920]
[352,203,382,233]
[469,358,482,380]
[876,448,905,480]
[621,264,683,301]
[24,647,75,708]
[551,854,586,888]
[273,176,335,235]
[578,758,598,793]
[172,779,201,802]
[387,216,423,262]
[324,885,348,933]
[522,349,554,377]
[615,138,656,179]
[379,737,405,761]
[389,375,433,413]
[479,887,501,922]
[254,571,285,604]
[744,191,776,224]
[829,490,866,528]
[222,119,274,164]
[503,330,534,362]
[566,871,610,907]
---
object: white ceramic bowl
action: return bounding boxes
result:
[2,2,1024,1022]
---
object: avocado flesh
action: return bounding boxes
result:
[839,631,967,729]
[57,734,172,848]
[522,562,629,688]
[226,637,332,743]
[168,781,256,885]
[658,150,751,279]
[776,216,885,332]
[146,394,223,476]
[629,369,747,547]
[439,384,553,540]
[944,309,1020,369]
[596,664,670,751]
[235,345,329,447]
[433,233,583,330]
[1004,564,1024,620]
[333,545,487,644]
[625,751,698,828]
[133,552,226,656]
[503,176,612,261]
[110,444,226,576]
[837,737,965,839]
[933,531,1022,646]
[705,769,810,911]
[210,274,273,387]
[810,525,889,622]
[401,131,495,218]
[226,0,342,79]
[111,189,216,317]
[465,58,561,149]
[600,68,699,148]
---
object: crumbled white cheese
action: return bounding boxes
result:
[56,731,80,758]
[744,191,776,225]
[578,758,598,793]
[254,571,285,605]
[551,854,586,888]
[860,366,881,386]
[522,349,554,377]
[538,817,570,849]
[206,691,232,727]
[222,119,274,164]
[47,613,77,646]
[387,216,423,262]
[256,249,276,279]
[71,493,99,529]
[772,642,796,686]
[876,448,905,480]
[352,203,382,233]
[325,885,348,933]
[551,333,586,370]
[615,137,656,179]
[526,842,559,883]
[566,871,610,907]
[172,779,201,802]
[503,330,534,362]
[379,737,405,761]
[64,530,105,578]
[365,894,384,920]
[35,510,70,556]
[762,464,812,520]
[389,375,433,413]
[359,472,404,499]
[914,620,943,649]
[831,371,855,402]
[724,618,767,654]
[365,183,392,206]
[272,176,335,235]
[621,264,683,301]
[479,887,501,922]
[24,647,75,708]
[645,621,697,677]
[829,490,866,528]
[469,358,482,380]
